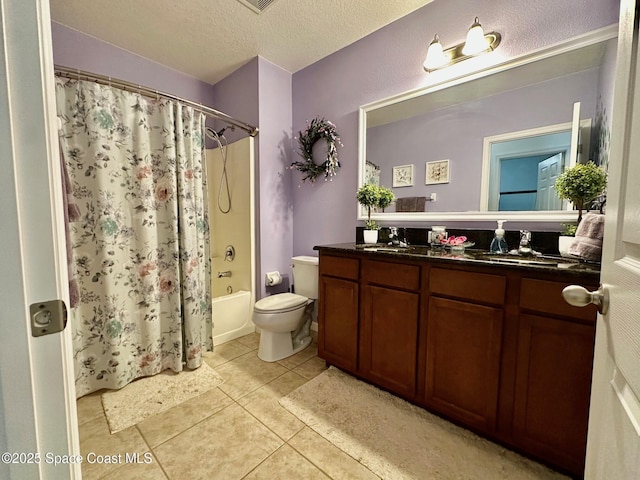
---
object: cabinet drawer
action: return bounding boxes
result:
[429,268,506,305]
[362,259,420,291]
[520,278,597,322]
[320,254,359,280]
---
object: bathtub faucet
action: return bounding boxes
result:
[217,271,232,278]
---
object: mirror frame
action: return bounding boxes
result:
[357,25,617,224]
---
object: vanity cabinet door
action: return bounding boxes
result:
[424,296,503,432]
[512,313,595,477]
[318,275,359,373]
[360,284,420,399]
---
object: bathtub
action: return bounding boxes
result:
[212,290,255,346]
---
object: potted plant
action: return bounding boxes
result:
[558,223,577,257]
[377,186,395,212]
[554,161,607,225]
[357,184,394,244]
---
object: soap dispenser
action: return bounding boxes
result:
[490,220,509,253]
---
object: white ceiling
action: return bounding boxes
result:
[50,0,433,85]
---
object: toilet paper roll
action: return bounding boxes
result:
[265,271,282,286]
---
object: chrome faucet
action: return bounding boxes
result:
[217,271,232,278]
[388,227,408,247]
[518,230,532,255]
[389,227,399,245]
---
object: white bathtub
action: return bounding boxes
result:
[212,290,255,346]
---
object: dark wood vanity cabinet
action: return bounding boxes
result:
[360,259,421,398]
[317,255,360,372]
[513,278,597,476]
[424,268,506,432]
[317,248,597,478]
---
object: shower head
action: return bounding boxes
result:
[217,126,231,137]
[207,125,236,139]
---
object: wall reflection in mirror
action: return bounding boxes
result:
[359,28,617,222]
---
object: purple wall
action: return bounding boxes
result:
[368,68,600,211]
[291,0,620,255]
[210,58,260,139]
[257,59,294,298]
[211,57,293,298]
[51,22,216,108]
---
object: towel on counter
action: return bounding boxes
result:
[395,196,427,212]
[568,212,605,262]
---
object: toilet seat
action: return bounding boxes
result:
[254,293,308,314]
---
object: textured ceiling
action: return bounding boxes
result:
[50,0,433,85]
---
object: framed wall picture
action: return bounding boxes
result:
[426,159,450,184]
[392,164,414,187]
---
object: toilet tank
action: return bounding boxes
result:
[291,256,319,299]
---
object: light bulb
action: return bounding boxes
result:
[424,35,448,71]
[462,17,489,56]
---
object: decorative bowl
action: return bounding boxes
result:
[446,242,475,253]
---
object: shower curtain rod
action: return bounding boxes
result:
[54,65,259,137]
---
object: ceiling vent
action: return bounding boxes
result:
[237,0,278,14]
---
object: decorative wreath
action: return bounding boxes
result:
[291,117,342,183]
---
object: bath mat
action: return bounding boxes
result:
[102,362,224,434]
[280,367,568,480]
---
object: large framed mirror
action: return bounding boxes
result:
[358,26,617,223]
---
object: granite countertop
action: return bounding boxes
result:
[314,243,601,278]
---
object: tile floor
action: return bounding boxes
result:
[76,333,380,479]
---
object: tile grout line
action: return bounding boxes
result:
[143,388,237,450]
[134,424,171,480]
[238,443,291,480]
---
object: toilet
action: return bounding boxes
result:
[253,256,319,362]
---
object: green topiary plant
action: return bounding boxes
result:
[357,184,395,230]
[357,183,380,230]
[376,186,395,213]
[554,161,607,224]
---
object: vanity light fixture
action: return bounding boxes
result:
[423,17,501,72]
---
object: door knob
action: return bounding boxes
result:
[562,284,609,315]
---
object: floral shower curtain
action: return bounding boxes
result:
[56,78,212,397]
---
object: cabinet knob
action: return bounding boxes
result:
[562,284,609,315]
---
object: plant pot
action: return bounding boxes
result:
[363,229,379,244]
[558,235,575,257]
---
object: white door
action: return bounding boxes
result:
[584,1,640,478]
[0,1,79,479]
[535,153,563,210]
